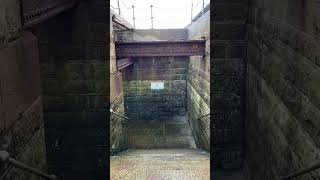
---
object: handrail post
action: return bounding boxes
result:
[0,151,57,180]
[110,109,130,120]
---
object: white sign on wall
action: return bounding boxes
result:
[151,81,164,90]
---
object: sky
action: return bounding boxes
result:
[110,0,210,29]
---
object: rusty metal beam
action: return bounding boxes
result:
[115,40,206,58]
[21,0,80,28]
[117,58,134,70]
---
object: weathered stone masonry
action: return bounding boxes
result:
[246,0,320,179]
[212,0,320,178]
[33,1,108,179]
[121,29,195,149]
[212,0,247,170]
[186,7,210,152]
[121,29,190,111]
[123,57,188,121]
[110,11,127,155]
[0,1,47,179]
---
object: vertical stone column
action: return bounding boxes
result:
[212,0,247,169]
[0,1,47,179]
[34,0,109,179]
[246,0,320,179]
[187,8,211,151]
[110,14,127,155]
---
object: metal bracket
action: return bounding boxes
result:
[0,151,57,180]
[110,109,129,120]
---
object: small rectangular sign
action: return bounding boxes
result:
[151,81,164,90]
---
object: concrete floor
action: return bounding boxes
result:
[110,149,210,180]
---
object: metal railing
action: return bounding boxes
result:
[0,151,57,180]
[110,109,130,120]
[196,113,210,121]
[196,113,210,135]
[281,162,320,180]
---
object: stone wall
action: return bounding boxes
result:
[186,7,210,152]
[0,1,47,179]
[212,0,247,170]
[123,29,188,120]
[246,0,320,179]
[123,58,196,148]
[0,0,20,48]
[110,15,127,155]
[123,57,188,120]
[121,29,195,149]
[33,1,108,179]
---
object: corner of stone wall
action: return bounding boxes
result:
[110,20,127,155]
[186,10,210,151]
[0,0,21,49]
[33,1,109,178]
[0,4,48,178]
[246,0,320,179]
[211,0,247,170]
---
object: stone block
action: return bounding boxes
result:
[0,0,21,48]
[88,2,108,23]
[213,23,246,40]
[212,93,241,110]
[45,111,107,129]
[249,24,320,110]
[62,62,107,81]
[213,45,226,59]
[38,44,50,60]
[226,45,245,58]
[165,124,191,135]
[86,43,107,59]
[63,79,108,94]
[51,44,85,60]
[88,23,108,43]
[41,78,63,95]
[212,59,243,77]
[63,95,107,111]
[0,33,41,128]
[246,67,320,179]
[212,76,242,95]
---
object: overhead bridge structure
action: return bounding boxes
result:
[115,40,206,71]
[21,0,80,27]
[115,40,206,58]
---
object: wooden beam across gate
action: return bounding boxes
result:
[115,40,206,58]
